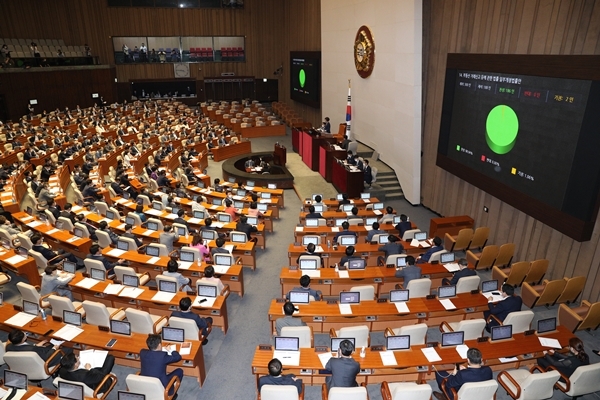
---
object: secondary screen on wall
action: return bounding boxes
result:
[290,51,321,108]
[437,54,600,241]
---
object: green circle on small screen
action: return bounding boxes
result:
[486,105,519,155]
[299,69,306,88]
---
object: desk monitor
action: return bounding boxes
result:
[63,260,77,274]
[152,202,162,211]
[341,204,353,212]
[339,236,357,246]
[491,325,513,342]
[4,370,27,390]
[413,232,428,241]
[26,206,33,216]
[313,204,324,213]
[441,331,464,347]
[268,183,277,189]
[110,319,131,336]
[180,250,195,262]
[0,292,3,305]
[105,210,116,221]
[201,230,217,240]
[339,292,360,304]
[231,232,246,243]
[312,194,323,201]
[257,204,268,212]
[214,254,232,266]
[39,213,47,223]
[193,210,206,219]
[171,206,180,216]
[228,177,236,183]
[23,299,39,316]
[289,291,310,304]
[246,216,258,225]
[331,337,355,353]
[117,240,129,251]
[146,222,159,231]
[336,194,344,201]
[136,198,144,205]
[123,274,139,288]
[302,236,319,246]
[58,381,84,400]
[16,246,28,257]
[236,189,246,197]
[440,252,455,263]
[218,213,231,223]
[393,216,401,225]
[261,192,271,199]
[386,335,410,351]
[212,198,222,206]
[378,235,389,244]
[55,220,64,230]
[63,310,82,326]
[481,280,499,293]
[234,201,244,209]
[335,219,347,227]
[373,202,384,210]
[73,227,84,238]
[162,326,185,343]
[274,336,299,351]
[90,268,106,281]
[365,217,378,226]
[305,218,318,228]
[197,182,205,189]
[118,392,146,400]
[158,280,177,293]
[197,284,218,298]
[537,317,557,334]
[122,191,130,200]
[299,258,318,270]
[396,257,407,267]
[438,285,456,299]
[125,217,135,226]
[146,245,160,257]
[390,289,409,303]
[246,180,255,187]
[361,192,370,200]
[348,258,366,270]
[176,227,186,236]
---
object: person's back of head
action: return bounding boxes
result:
[125,223,133,231]
[314,195,322,203]
[44,266,55,275]
[388,235,398,243]
[167,259,178,273]
[239,215,248,224]
[345,246,355,256]
[400,214,408,222]
[204,217,213,227]
[502,283,515,296]
[386,206,393,215]
[306,243,316,253]
[146,333,161,350]
[89,243,100,255]
[466,347,482,366]
[179,296,192,311]
[458,258,468,269]
[215,237,225,248]
[406,255,416,266]
[300,275,311,288]
[283,301,296,316]
[339,339,354,357]
[351,207,358,216]
[342,221,349,231]
[163,225,172,233]
[8,329,25,344]
[177,209,185,217]
[204,265,215,278]
[308,205,315,214]
[60,352,77,371]
[268,358,283,377]
[433,236,442,247]
[372,222,380,230]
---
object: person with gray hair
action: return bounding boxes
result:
[433,347,492,400]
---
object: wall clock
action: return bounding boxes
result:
[174,62,190,78]
[354,25,375,78]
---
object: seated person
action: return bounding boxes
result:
[378,206,396,225]
[394,255,421,289]
[296,242,324,268]
[416,236,443,263]
[275,301,306,336]
[312,195,324,207]
[40,265,75,300]
[190,232,210,261]
[258,358,303,394]
[223,198,238,221]
[201,218,223,239]
[164,259,192,292]
[140,334,183,396]
[333,221,358,244]
[395,214,412,237]
[134,204,147,223]
[339,246,361,268]
[325,339,359,391]
[442,258,475,286]
[210,237,229,257]
[483,284,523,332]
[247,202,263,217]
[377,235,404,265]
[122,224,143,248]
[76,213,98,240]
[31,233,80,266]
[235,215,258,241]
[87,243,125,276]
[433,348,492,400]
[537,337,589,379]
[198,265,224,293]
[98,221,119,245]
[7,328,68,366]
[338,194,351,207]
[171,297,212,344]
[365,221,385,243]
[305,205,322,219]
[59,352,116,393]
[287,275,322,301]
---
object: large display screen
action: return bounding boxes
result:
[290,51,321,108]
[437,54,600,241]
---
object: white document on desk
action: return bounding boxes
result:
[106,248,126,257]
[456,344,469,359]
[338,304,352,315]
[119,287,144,298]
[487,294,506,303]
[4,255,27,265]
[302,270,320,278]
[419,241,431,248]
[259,199,270,204]
[331,227,340,232]
[394,302,410,313]
[187,218,201,224]
[213,265,230,274]
[410,239,420,247]
[380,351,398,366]
[224,245,235,253]
[104,284,124,295]
[318,352,333,368]
[179,342,192,355]
[152,291,176,303]
[146,209,162,216]
[337,270,349,279]
[147,256,161,265]
[78,349,108,369]
[194,296,217,308]
[45,228,59,235]
[499,357,519,363]
[373,210,382,215]
[539,337,562,349]
[75,278,99,289]
[421,347,442,362]
[142,230,154,236]
[9,389,33,400]
[115,198,128,204]
[439,299,457,310]
[26,220,43,228]
[4,312,37,327]
[295,226,303,232]
[273,350,300,366]
[54,324,84,341]
[165,213,177,220]
[314,245,324,253]
[66,236,79,243]
[443,263,460,272]
[178,261,193,270]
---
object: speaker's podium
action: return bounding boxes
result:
[298,128,337,171]
[319,143,347,182]
[332,158,364,198]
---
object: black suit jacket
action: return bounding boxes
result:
[6,343,56,361]
[485,295,523,326]
[235,222,257,239]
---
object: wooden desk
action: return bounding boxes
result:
[267,292,489,333]
[293,224,406,243]
[300,130,337,171]
[251,326,574,387]
[332,160,364,199]
[302,197,382,211]
[298,209,388,225]
[212,141,252,162]
[273,143,286,166]
[0,249,41,286]
[0,304,206,385]
[430,215,474,238]
[319,144,347,182]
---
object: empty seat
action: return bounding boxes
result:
[493,243,515,268]
[558,300,600,332]
[385,323,428,345]
[126,373,180,400]
[260,384,304,400]
[467,226,489,250]
[456,275,481,293]
[439,318,486,340]
[380,381,432,400]
[521,279,567,308]
[81,300,125,327]
[125,308,168,334]
[492,261,529,287]
[349,285,375,301]
[488,310,534,334]
[522,259,549,285]
[497,366,560,400]
[323,385,368,400]
[444,228,473,252]
[555,276,585,305]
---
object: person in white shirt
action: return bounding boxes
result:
[197,265,224,294]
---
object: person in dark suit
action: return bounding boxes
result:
[31,233,79,265]
[110,181,124,196]
[296,243,324,267]
[484,284,523,331]
[173,209,191,231]
[537,337,589,379]
[171,297,212,343]
[395,255,421,288]
[340,135,351,150]
[287,274,322,301]
[345,150,356,165]
[433,347,493,400]
[325,339,359,390]
[333,221,358,244]
[363,159,373,186]
[59,203,77,224]
[338,194,351,207]
[339,246,362,268]
[235,215,257,240]
[87,244,124,276]
[140,334,183,395]
[258,358,303,394]
[442,258,476,286]
[395,214,412,238]
[322,117,331,133]
[46,198,61,220]
[305,205,322,219]
[417,236,443,263]
[377,235,404,265]
[122,224,143,248]
[59,352,116,393]
[7,329,66,366]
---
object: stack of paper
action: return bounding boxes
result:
[79,349,109,369]
[213,265,230,274]
[439,298,457,310]
[394,302,410,313]
[66,237,80,243]
[152,291,176,302]
[331,227,340,232]
[195,296,217,307]
[107,249,126,257]
[318,352,333,368]
[380,351,398,366]
[456,344,469,359]
[146,257,161,265]
[539,337,562,349]
[421,347,442,362]
[339,304,353,315]
[302,270,320,278]
[443,263,460,272]
[179,342,192,355]
[142,230,154,236]
[4,312,37,327]
[224,245,235,253]
[273,350,300,366]
[295,226,304,232]
[337,270,349,279]
[26,220,43,228]
[104,284,124,295]
[54,324,84,341]
[4,255,27,265]
[314,246,325,253]
[75,278,99,289]
[119,287,144,298]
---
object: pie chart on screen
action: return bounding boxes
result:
[486,105,519,155]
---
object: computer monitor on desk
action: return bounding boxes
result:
[339,292,360,304]
[365,217,378,226]
[302,236,319,246]
[268,183,277,190]
[537,317,557,334]
[299,258,318,270]
[146,221,159,231]
[378,235,389,244]
[413,232,428,241]
[118,392,146,400]
[257,203,268,212]
[125,217,135,226]
[146,245,160,257]
[289,291,310,304]
[63,260,77,274]
[201,230,217,241]
[347,258,366,270]
[440,252,455,264]
[491,325,513,342]
[231,232,246,243]
[4,370,27,390]
[158,280,177,293]
[361,193,370,200]
[110,319,131,336]
[396,257,407,267]
[438,285,457,299]
[339,236,357,246]
[63,310,82,326]
[481,280,499,293]
[197,284,218,298]
[373,202,384,210]
[193,210,206,219]
[305,218,318,228]
[123,274,139,287]
[341,204,353,212]
[313,204,324,213]
[90,268,106,281]
[441,331,464,347]
[387,335,410,351]
[162,327,185,343]
[58,381,84,400]
[331,337,355,353]
[180,250,195,262]
[105,210,116,221]
[214,254,232,266]
[390,289,409,303]
[23,300,39,316]
[117,240,129,251]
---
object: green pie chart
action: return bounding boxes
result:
[486,105,519,155]
[299,69,306,88]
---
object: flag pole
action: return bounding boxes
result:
[345,79,352,141]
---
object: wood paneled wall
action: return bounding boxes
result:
[422,0,600,302]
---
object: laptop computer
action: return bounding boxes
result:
[336,194,344,201]
[63,310,82,326]
[440,252,455,263]
[390,289,409,303]
[491,325,513,342]
[197,284,218,298]
[441,331,464,347]
[347,259,366,270]
[58,381,84,400]
[299,258,318,270]
[246,216,258,225]
[231,232,246,243]
[214,254,232,266]
[4,370,27,390]
[146,221,159,231]
[378,235,389,244]
[90,268,106,281]
[62,260,77,274]
[122,274,139,287]
[537,317,557,334]
[117,240,129,251]
[110,319,131,336]
[117,392,146,400]
[274,336,300,351]
[386,335,410,351]
[180,250,195,262]
[305,218,319,227]
[413,232,428,241]
[23,299,39,316]
[288,291,310,304]
[339,292,360,304]
[158,280,177,293]
[331,337,355,353]
[396,257,407,267]
[438,285,457,299]
[302,236,319,246]
[339,236,357,246]
[482,279,499,294]
[162,327,185,343]
[146,245,160,257]
[360,193,370,200]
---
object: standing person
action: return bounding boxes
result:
[433,348,492,400]
[325,339,359,390]
[537,337,589,378]
[140,334,183,396]
[323,117,331,133]
[363,159,373,187]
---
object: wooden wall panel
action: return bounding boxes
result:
[422,0,600,302]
